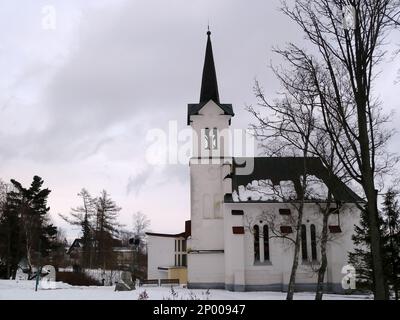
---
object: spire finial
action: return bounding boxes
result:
[207,22,211,36]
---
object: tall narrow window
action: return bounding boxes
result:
[204,128,218,150]
[310,224,317,261]
[301,224,308,261]
[211,128,218,149]
[254,225,260,262]
[263,225,270,261]
[204,128,210,150]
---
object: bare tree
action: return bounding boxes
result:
[257,0,400,300]
[132,211,150,250]
[247,65,317,299]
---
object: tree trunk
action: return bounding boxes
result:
[388,204,398,300]
[354,36,389,298]
[367,197,387,299]
[286,203,304,300]
[315,207,329,300]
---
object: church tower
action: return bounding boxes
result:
[187,30,234,288]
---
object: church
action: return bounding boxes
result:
[146,30,361,293]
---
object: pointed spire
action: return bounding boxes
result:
[200,28,220,104]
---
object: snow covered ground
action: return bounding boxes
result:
[0,280,371,300]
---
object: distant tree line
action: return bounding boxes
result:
[0,177,150,280]
[60,189,150,272]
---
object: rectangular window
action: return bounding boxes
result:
[178,255,181,266]
[178,240,181,252]
[329,225,342,233]
[232,210,244,215]
[182,254,187,267]
[279,209,291,215]
[182,240,186,252]
[280,226,293,234]
[232,226,245,234]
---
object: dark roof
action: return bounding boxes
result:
[145,232,186,239]
[225,157,363,203]
[67,238,83,254]
[67,235,123,254]
[187,30,234,125]
[187,102,234,125]
[146,220,191,239]
[200,30,219,104]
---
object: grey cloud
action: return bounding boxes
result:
[126,167,153,196]
[126,163,189,197]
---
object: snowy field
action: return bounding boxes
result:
[0,280,371,300]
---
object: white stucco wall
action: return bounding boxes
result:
[187,100,232,287]
[187,253,225,287]
[147,235,175,280]
[223,202,360,292]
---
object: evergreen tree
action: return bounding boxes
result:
[94,190,121,268]
[348,209,377,291]
[0,184,23,278]
[0,176,57,278]
[382,189,400,299]
[349,189,400,298]
[60,188,96,268]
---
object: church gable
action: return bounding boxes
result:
[187,101,234,125]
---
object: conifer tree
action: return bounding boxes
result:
[60,188,96,267]
[382,189,400,299]
[0,176,57,278]
[349,189,400,298]
[94,190,121,268]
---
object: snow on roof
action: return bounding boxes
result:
[232,175,330,203]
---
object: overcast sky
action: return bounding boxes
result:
[0,0,399,240]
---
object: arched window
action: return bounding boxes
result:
[211,128,218,149]
[254,225,260,262]
[204,128,210,150]
[263,225,270,261]
[310,224,317,261]
[204,128,218,150]
[301,224,308,261]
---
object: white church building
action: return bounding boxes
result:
[146,30,362,293]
